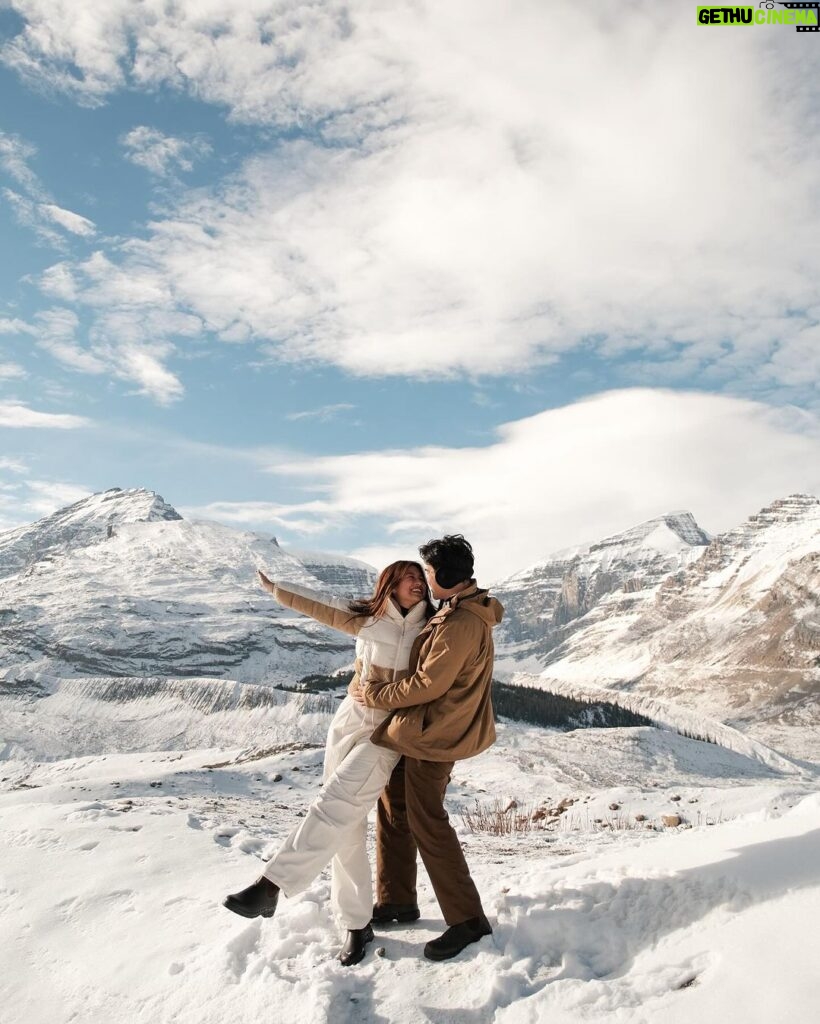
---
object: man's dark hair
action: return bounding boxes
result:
[419,534,474,589]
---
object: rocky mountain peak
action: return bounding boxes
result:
[672,493,820,589]
[723,494,819,544]
[745,494,819,527]
[0,487,182,578]
[76,487,183,525]
[583,511,710,560]
[660,511,712,546]
[493,509,711,645]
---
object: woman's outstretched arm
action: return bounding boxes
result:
[258,570,365,636]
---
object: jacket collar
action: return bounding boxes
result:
[385,596,429,625]
[441,581,478,610]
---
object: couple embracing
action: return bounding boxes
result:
[223,534,504,966]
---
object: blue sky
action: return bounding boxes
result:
[1,1,818,581]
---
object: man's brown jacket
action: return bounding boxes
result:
[362,583,504,762]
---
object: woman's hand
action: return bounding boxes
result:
[351,683,367,705]
[257,570,276,594]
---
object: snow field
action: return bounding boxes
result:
[1,724,818,1024]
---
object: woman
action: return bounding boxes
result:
[223,561,433,967]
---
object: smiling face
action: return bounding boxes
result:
[392,564,426,609]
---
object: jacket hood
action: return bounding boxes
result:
[456,587,504,627]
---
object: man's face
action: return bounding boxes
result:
[423,563,447,600]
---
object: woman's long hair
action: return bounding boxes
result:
[349,560,435,619]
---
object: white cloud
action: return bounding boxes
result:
[0,401,91,429]
[3,188,66,248]
[114,342,184,405]
[0,317,35,335]
[36,257,196,403]
[0,464,91,530]
[0,1,401,122]
[1,129,96,250]
[33,308,108,375]
[183,500,331,535]
[0,130,42,196]
[259,390,820,581]
[22,479,92,516]
[3,191,95,249]
[285,403,355,422]
[0,0,129,105]
[1,131,95,246]
[39,203,96,237]
[2,306,186,404]
[121,126,211,177]
[0,363,27,381]
[385,518,443,537]
[6,1,815,402]
[41,251,174,308]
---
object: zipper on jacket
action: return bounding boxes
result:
[393,618,409,675]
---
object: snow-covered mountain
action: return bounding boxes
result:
[2,487,818,757]
[0,488,376,684]
[497,496,820,759]
[0,487,182,576]
[493,511,711,663]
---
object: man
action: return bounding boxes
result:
[353,534,503,961]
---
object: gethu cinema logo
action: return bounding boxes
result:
[697,2,819,28]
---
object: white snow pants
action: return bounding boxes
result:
[263,695,399,929]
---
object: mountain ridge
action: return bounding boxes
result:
[0,488,817,756]
[496,494,820,759]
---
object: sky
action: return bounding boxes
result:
[1,0,819,582]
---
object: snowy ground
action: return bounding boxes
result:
[2,714,819,1024]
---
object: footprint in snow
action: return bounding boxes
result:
[213,827,241,846]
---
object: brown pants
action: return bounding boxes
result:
[376,756,484,926]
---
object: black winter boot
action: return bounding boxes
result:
[371,902,421,924]
[223,876,280,919]
[338,924,375,967]
[423,915,492,961]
